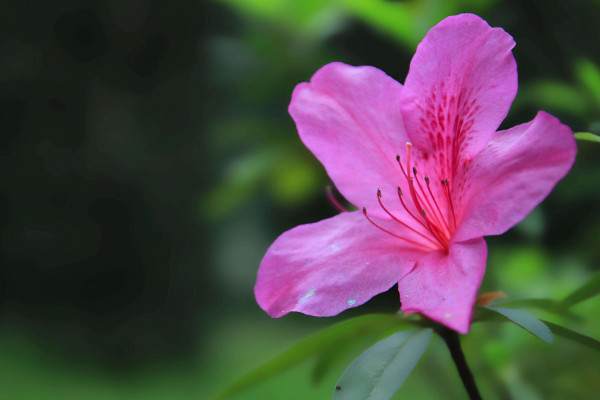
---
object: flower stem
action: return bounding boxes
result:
[438,328,483,400]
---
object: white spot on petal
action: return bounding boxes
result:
[298,288,316,303]
[348,299,356,306]
[330,244,340,253]
[444,313,453,318]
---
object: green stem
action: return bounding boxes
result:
[438,328,482,400]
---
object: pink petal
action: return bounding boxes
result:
[289,62,408,218]
[398,238,488,334]
[400,14,517,175]
[255,211,424,318]
[454,111,576,242]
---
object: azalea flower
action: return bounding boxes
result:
[254,14,576,334]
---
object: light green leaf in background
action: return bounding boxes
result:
[332,328,433,400]
[575,59,600,108]
[574,132,600,143]
[481,307,554,344]
[214,0,497,47]
[518,81,587,117]
[211,314,406,400]
[558,270,600,309]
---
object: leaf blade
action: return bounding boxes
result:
[332,328,433,400]
[574,132,600,142]
[496,298,558,312]
[558,271,600,310]
[210,314,405,400]
[483,307,554,344]
[542,320,600,352]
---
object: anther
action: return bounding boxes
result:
[413,167,418,176]
[424,176,430,185]
[377,188,382,198]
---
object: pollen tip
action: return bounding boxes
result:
[424,176,430,184]
[412,167,417,175]
[397,187,403,196]
[362,207,367,215]
[421,209,426,217]
[377,188,382,197]
[396,154,400,162]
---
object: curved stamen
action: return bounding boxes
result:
[408,177,424,212]
[421,209,448,250]
[376,189,440,246]
[326,185,348,213]
[397,186,431,232]
[425,176,451,233]
[362,207,434,249]
[413,168,450,237]
[395,145,454,248]
[397,156,436,226]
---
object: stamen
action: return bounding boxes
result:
[397,155,434,226]
[376,189,440,246]
[397,187,439,235]
[408,177,423,212]
[326,185,348,213]
[413,173,449,236]
[362,207,433,248]
[397,156,448,244]
[390,144,455,251]
[421,209,448,249]
[424,176,451,233]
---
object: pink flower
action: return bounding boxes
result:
[254,14,576,334]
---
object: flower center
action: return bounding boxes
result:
[363,142,457,253]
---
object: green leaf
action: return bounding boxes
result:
[210,314,405,400]
[482,307,554,344]
[520,81,587,117]
[332,328,433,400]
[497,298,558,311]
[558,271,600,309]
[311,322,408,385]
[574,132,600,143]
[542,320,600,352]
[575,59,600,107]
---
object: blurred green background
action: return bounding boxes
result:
[1,0,599,399]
